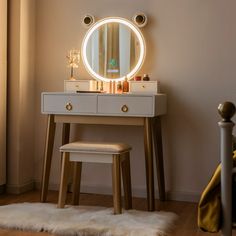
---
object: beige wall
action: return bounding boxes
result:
[9,0,236,201]
[7,0,35,193]
[0,0,7,187]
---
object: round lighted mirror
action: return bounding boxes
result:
[81,17,146,82]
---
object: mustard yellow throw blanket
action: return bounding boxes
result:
[198,151,236,232]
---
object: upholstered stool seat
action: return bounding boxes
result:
[58,141,132,214]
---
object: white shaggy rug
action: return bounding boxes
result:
[0,203,178,236]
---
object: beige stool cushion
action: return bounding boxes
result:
[60,141,132,154]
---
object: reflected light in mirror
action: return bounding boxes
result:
[82,17,146,82]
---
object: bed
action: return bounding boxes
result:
[218,101,236,236]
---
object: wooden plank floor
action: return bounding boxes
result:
[0,190,235,236]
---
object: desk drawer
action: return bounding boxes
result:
[64,80,97,92]
[42,94,97,114]
[129,81,160,94]
[97,95,154,116]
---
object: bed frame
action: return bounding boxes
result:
[218,101,236,236]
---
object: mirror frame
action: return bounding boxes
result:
[81,17,146,82]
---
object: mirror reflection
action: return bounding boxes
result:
[86,23,140,79]
[82,18,145,81]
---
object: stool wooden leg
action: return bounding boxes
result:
[112,155,122,214]
[72,162,82,205]
[58,152,70,208]
[121,152,132,210]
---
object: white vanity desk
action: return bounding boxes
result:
[41,92,167,211]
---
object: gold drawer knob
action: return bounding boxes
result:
[142,85,146,88]
[65,102,73,111]
[121,105,129,113]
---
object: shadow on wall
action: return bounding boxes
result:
[162,83,218,198]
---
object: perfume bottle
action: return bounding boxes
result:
[109,81,116,94]
[122,77,129,93]
[143,74,150,81]
[116,81,122,93]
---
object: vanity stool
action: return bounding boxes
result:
[58,141,132,214]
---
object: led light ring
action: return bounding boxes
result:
[82,17,146,82]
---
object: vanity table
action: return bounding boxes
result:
[41,92,167,211]
[41,16,167,211]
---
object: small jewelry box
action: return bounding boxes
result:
[64,80,97,92]
[129,81,160,94]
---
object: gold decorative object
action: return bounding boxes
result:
[65,102,73,111]
[67,49,80,80]
[121,105,129,113]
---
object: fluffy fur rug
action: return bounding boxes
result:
[0,203,178,236]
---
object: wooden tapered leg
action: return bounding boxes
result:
[41,114,56,202]
[152,117,166,201]
[61,123,72,187]
[72,162,82,205]
[121,152,132,210]
[61,123,70,146]
[144,117,155,211]
[58,152,70,208]
[112,155,122,214]
[61,123,70,169]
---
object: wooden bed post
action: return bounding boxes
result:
[218,102,236,236]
